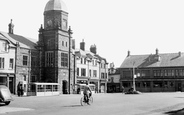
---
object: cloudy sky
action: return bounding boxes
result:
[0,0,184,67]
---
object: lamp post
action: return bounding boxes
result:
[68,26,73,94]
[132,62,136,91]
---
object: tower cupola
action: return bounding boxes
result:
[44,0,68,30]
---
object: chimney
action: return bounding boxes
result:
[90,44,97,54]
[156,48,159,55]
[127,50,130,57]
[80,39,85,51]
[8,19,14,34]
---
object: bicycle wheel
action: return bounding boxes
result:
[88,96,93,104]
[80,97,86,106]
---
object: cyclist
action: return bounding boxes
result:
[83,82,92,104]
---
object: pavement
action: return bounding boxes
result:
[1,92,184,115]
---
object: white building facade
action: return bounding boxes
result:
[75,40,108,93]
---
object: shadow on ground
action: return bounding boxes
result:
[62,104,82,108]
[164,108,184,115]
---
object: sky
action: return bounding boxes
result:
[1,0,184,67]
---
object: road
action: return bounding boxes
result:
[1,92,184,115]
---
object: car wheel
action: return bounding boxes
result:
[5,101,10,105]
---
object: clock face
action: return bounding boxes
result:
[54,16,61,28]
[47,20,53,27]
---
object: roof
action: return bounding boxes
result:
[74,49,108,63]
[44,0,68,12]
[0,31,37,49]
[120,52,184,68]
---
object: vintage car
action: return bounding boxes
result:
[0,85,13,105]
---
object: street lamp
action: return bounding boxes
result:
[132,62,136,91]
[68,26,73,94]
[132,62,140,92]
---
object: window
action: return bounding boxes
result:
[62,41,64,46]
[93,70,97,77]
[46,52,54,67]
[47,39,51,47]
[77,68,79,76]
[89,69,91,77]
[171,70,175,76]
[81,58,83,64]
[0,57,4,69]
[84,58,86,64]
[105,73,107,79]
[24,75,27,81]
[164,70,167,76]
[81,68,86,76]
[2,42,9,52]
[31,75,36,82]
[23,55,28,66]
[101,73,104,79]
[66,42,67,47]
[61,53,68,67]
[95,60,97,66]
[9,58,13,69]
[31,56,36,67]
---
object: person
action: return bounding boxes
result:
[122,86,125,93]
[20,85,24,96]
[17,83,21,97]
[83,82,92,104]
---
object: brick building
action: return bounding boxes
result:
[0,20,39,95]
[37,0,76,94]
[120,49,184,92]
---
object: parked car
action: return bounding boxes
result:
[0,85,13,105]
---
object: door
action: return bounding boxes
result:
[176,82,182,91]
[62,80,68,94]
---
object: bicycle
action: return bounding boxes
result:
[80,94,93,106]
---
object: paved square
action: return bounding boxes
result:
[1,93,184,115]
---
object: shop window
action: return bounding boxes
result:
[122,82,131,88]
[153,81,163,88]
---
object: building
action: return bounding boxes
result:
[0,20,38,95]
[107,63,121,93]
[120,49,184,92]
[0,0,109,95]
[37,0,75,94]
[75,40,108,93]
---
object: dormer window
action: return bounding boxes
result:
[1,42,9,52]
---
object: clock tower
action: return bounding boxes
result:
[38,0,74,94]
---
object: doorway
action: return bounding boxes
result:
[62,80,68,94]
[176,82,182,91]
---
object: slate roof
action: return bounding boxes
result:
[74,49,107,63]
[0,31,37,49]
[120,52,184,68]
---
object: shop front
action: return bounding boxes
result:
[99,79,107,93]
[0,73,15,94]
